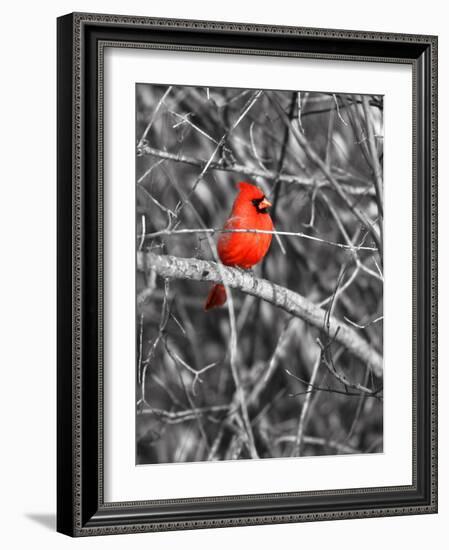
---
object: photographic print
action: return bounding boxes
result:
[57,15,437,534]
[135,84,384,465]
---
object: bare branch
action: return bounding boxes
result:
[270,97,382,253]
[275,435,359,455]
[362,95,384,217]
[143,227,377,252]
[317,339,379,396]
[248,318,296,405]
[164,341,218,395]
[137,144,374,197]
[137,251,383,376]
[139,278,170,405]
[138,85,172,146]
[344,315,384,329]
[138,405,232,423]
[292,351,321,456]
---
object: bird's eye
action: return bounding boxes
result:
[251,196,270,214]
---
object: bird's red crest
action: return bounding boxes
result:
[237,181,264,197]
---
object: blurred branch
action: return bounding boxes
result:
[137,252,383,376]
[138,85,172,146]
[185,90,264,203]
[248,318,296,405]
[170,110,219,144]
[317,192,383,285]
[169,344,211,453]
[317,339,379,396]
[292,351,321,457]
[332,94,349,127]
[139,405,232,423]
[139,278,170,406]
[292,353,321,456]
[362,95,384,218]
[275,435,359,455]
[344,315,383,329]
[271,92,297,221]
[270,97,382,254]
[164,341,218,395]
[300,95,382,119]
[137,143,374,197]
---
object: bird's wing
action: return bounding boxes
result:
[216,216,242,264]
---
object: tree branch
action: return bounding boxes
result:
[270,97,382,254]
[137,252,383,377]
[292,351,321,457]
[137,144,374,197]
[362,95,384,217]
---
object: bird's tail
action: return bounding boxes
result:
[204,284,227,311]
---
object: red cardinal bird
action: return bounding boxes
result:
[205,182,273,310]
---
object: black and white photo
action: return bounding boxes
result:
[136,84,384,465]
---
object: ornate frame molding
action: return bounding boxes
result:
[57,12,437,536]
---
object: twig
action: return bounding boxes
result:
[270,97,382,254]
[207,426,225,460]
[138,85,173,146]
[137,313,144,384]
[149,372,185,409]
[142,227,377,252]
[186,90,264,203]
[137,144,375,197]
[292,352,321,456]
[170,111,219,144]
[344,363,371,443]
[271,92,297,219]
[138,404,232,423]
[137,159,166,185]
[249,121,269,172]
[296,91,305,133]
[138,214,146,251]
[137,269,157,311]
[344,315,383,329]
[268,92,297,256]
[140,278,170,404]
[300,96,382,119]
[170,345,211,453]
[317,339,378,396]
[285,370,381,399]
[248,318,295,405]
[362,95,384,218]
[275,435,359,454]
[325,105,336,167]
[317,265,360,309]
[164,341,218,395]
[333,94,349,126]
[137,183,177,217]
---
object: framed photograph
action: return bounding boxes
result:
[57,12,438,536]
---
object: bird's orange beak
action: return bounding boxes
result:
[259,197,272,209]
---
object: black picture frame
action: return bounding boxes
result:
[57,12,438,537]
